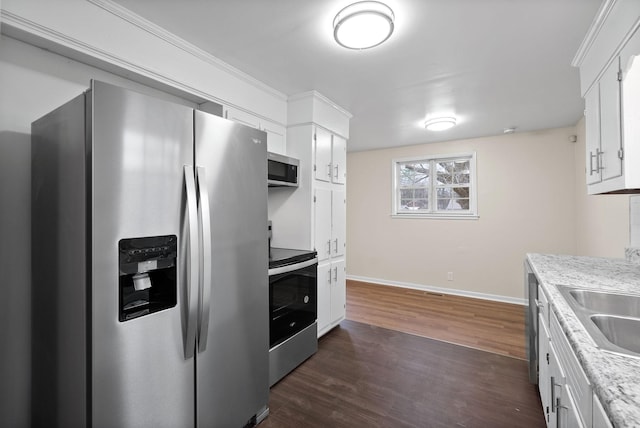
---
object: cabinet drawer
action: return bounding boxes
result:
[551,311,592,427]
[538,285,550,328]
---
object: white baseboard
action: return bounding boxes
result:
[346,275,526,306]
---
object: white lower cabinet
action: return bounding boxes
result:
[536,285,612,428]
[550,339,585,428]
[539,312,553,426]
[592,393,613,428]
[317,259,346,337]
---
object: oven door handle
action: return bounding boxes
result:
[268,257,318,276]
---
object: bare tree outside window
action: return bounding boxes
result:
[393,154,477,218]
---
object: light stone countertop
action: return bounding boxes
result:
[527,253,640,428]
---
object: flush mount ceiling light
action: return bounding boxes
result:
[424,117,457,131]
[333,1,395,50]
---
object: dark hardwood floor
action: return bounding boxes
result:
[262,281,544,427]
[262,320,544,428]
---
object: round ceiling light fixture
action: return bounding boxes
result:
[424,117,457,131]
[333,1,395,50]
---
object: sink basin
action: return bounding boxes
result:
[569,289,640,318]
[590,315,640,355]
[558,286,640,358]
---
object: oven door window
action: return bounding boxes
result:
[269,265,317,348]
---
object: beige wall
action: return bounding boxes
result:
[347,123,630,301]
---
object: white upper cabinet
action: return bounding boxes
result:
[224,105,286,154]
[332,134,347,185]
[315,127,333,182]
[585,58,622,187]
[224,106,260,129]
[574,0,640,194]
[585,86,602,186]
[261,119,286,155]
[314,127,346,184]
[599,58,623,183]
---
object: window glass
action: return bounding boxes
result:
[393,154,476,218]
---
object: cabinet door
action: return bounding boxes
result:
[330,260,346,324]
[585,86,602,185]
[332,134,347,184]
[262,120,286,154]
[314,188,332,262]
[315,127,332,182]
[317,263,332,335]
[556,385,586,428]
[549,342,564,428]
[223,106,260,129]
[621,30,640,186]
[599,58,623,181]
[331,189,346,258]
[538,313,552,425]
[593,393,613,428]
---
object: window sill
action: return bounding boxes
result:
[391,213,480,220]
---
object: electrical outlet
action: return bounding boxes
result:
[447,272,453,281]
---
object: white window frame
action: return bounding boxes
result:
[391,152,478,219]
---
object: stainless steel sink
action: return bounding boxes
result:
[590,315,640,355]
[558,286,640,358]
[569,289,640,318]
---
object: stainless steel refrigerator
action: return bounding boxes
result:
[31,80,269,428]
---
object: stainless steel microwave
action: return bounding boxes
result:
[268,152,299,187]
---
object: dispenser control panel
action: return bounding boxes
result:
[118,235,177,322]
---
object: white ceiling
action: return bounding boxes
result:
[113,0,602,152]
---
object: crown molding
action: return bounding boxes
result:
[571,0,617,67]
[87,0,286,101]
[288,90,353,119]
[0,2,286,102]
[0,9,218,102]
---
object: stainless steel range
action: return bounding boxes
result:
[268,247,318,386]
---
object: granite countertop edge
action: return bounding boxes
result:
[526,253,640,428]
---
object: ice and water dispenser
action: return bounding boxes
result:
[118,235,177,321]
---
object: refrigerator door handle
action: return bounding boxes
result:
[184,165,199,359]
[196,166,212,352]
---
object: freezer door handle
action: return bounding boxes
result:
[184,165,199,359]
[196,166,212,352]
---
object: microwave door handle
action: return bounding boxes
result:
[183,165,199,359]
[196,166,212,353]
